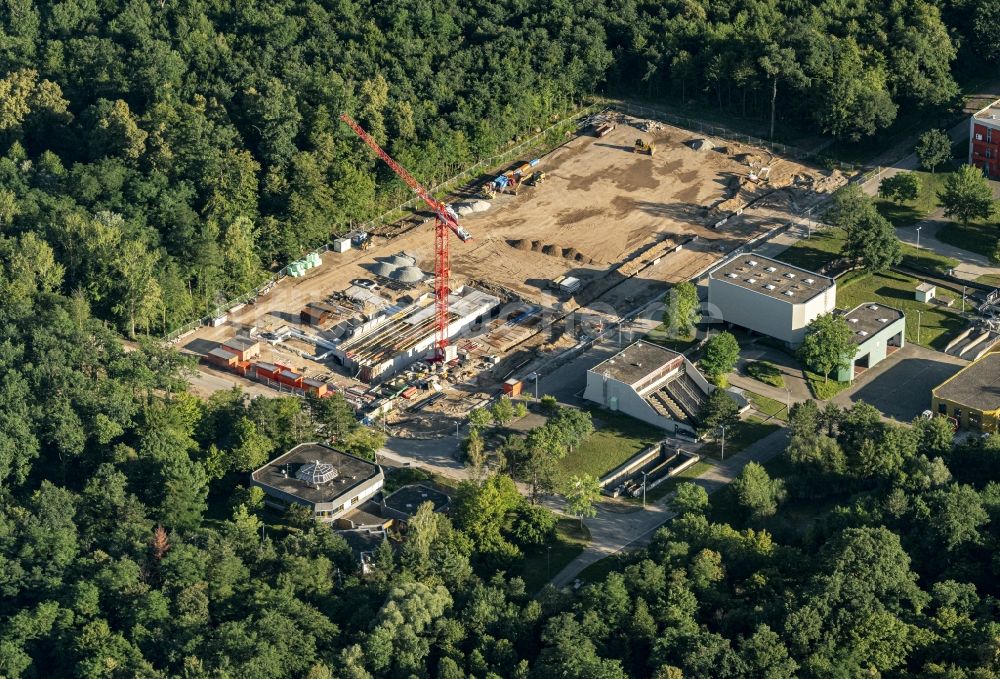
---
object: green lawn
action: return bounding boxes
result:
[977,273,1000,289]
[576,553,629,586]
[699,416,780,460]
[645,324,699,353]
[559,409,664,480]
[836,270,966,349]
[744,360,785,388]
[776,225,958,276]
[773,227,845,272]
[642,460,714,503]
[512,518,590,593]
[937,221,999,260]
[874,171,948,228]
[804,370,852,400]
[745,391,790,422]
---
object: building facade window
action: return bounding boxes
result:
[939,402,948,415]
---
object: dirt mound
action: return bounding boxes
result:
[562,247,579,259]
[541,244,560,256]
[530,240,543,252]
[507,239,532,251]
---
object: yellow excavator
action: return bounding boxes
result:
[634,138,655,156]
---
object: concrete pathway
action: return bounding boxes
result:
[549,426,790,588]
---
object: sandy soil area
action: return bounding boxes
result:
[179,115,841,396]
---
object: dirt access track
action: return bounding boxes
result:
[180,114,842,393]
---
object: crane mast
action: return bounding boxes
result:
[339,113,472,360]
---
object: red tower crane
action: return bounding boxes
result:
[339,113,472,361]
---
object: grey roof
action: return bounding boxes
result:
[840,302,905,345]
[251,442,381,506]
[223,336,258,351]
[590,341,682,386]
[974,104,1000,124]
[383,484,450,516]
[710,254,833,302]
[916,282,936,292]
[336,528,387,556]
[934,352,1000,411]
[208,347,237,361]
[340,500,390,528]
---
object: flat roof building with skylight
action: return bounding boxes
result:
[707,254,836,346]
[251,442,384,523]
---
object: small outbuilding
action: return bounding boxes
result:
[916,282,936,303]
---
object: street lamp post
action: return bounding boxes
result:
[719,425,727,462]
[528,372,539,401]
[917,310,922,345]
[641,471,648,508]
[546,545,552,580]
[915,225,923,247]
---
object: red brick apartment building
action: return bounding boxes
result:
[970,104,1000,177]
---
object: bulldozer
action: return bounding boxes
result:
[527,170,546,186]
[634,138,655,156]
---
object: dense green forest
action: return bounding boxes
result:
[3,1,1000,676]
[0,0,994,334]
[3,281,1000,677]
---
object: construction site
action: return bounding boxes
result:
[178,109,847,435]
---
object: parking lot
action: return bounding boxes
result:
[833,344,966,422]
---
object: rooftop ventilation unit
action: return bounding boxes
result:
[849,318,859,323]
[858,330,868,337]
[747,278,757,284]
[868,305,879,311]
[727,272,739,279]
[784,290,794,296]
[748,260,758,267]
[765,266,777,272]
[804,278,815,284]
[878,318,889,323]
[765,284,776,290]
[785,272,796,279]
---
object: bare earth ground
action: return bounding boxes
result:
[179,116,843,416]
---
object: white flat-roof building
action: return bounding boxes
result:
[708,254,836,346]
[583,341,712,435]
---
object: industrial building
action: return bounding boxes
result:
[708,254,835,346]
[969,102,1000,177]
[932,352,1000,432]
[583,340,712,435]
[333,286,500,382]
[251,442,384,522]
[835,303,906,382]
